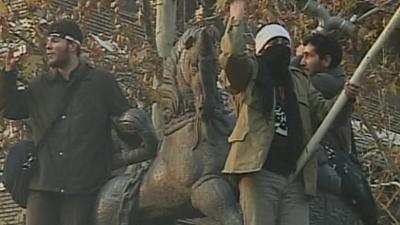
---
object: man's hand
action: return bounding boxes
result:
[229,0,247,19]
[296,44,305,56]
[344,81,360,100]
[3,49,22,72]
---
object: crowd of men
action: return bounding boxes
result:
[0,0,365,225]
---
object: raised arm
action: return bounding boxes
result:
[219,0,257,94]
[0,50,29,119]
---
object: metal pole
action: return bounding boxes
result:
[156,0,177,58]
[154,0,178,139]
[290,5,400,181]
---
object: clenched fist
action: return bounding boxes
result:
[229,0,247,19]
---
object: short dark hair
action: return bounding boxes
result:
[48,19,83,56]
[303,33,342,69]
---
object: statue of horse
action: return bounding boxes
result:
[93,26,240,225]
[93,24,368,225]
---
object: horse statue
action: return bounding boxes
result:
[93,26,240,225]
[93,23,372,225]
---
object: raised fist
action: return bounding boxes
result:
[3,48,24,72]
[229,0,247,19]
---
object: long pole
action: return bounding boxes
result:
[153,0,178,140]
[156,0,177,58]
[290,5,400,181]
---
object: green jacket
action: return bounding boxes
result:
[219,18,350,195]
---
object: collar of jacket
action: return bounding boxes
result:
[45,60,91,81]
[318,66,345,78]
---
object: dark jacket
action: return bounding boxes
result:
[311,67,352,154]
[0,62,130,194]
[292,56,352,154]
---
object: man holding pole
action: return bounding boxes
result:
[297,33,354,155]
[219,1,360,225]
[291,4,400,225]
[295,33,367,223]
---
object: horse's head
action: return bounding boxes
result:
[176,26,219,120]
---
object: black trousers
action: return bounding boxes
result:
[26,190,96,225]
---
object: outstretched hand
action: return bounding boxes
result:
[229,0,247,19]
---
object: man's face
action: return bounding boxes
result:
[300,43,330,75]
[46,36,71,68]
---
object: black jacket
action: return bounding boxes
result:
[0,62,130,194]
[311,66,353,154]
[291,56,352,154]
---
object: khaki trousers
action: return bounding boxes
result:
[26,190,96,225]
[238,170,309,225]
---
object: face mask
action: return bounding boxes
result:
[260,44,291,71]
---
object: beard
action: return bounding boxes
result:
[47,47,71,69]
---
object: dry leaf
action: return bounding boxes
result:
[25,0,43,7]
[387,80,398,95]
[22,54,43,75]
[0,0,8,15]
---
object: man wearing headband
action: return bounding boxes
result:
[219,1,360,225]
[46,19,83,71]
[1,19,130,225]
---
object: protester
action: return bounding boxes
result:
[0,19,130,225]
[298,33,353,155]
[219,1,360,225]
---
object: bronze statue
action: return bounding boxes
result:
[93,24,366,225]
[93,26,240,225]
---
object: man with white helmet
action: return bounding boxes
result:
[219,1,360,225]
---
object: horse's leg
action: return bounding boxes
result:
[191,177,242,225]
